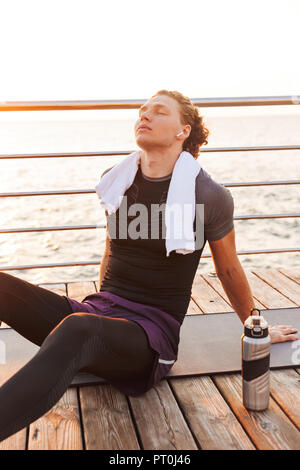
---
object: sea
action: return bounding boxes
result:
[0,106,299,285]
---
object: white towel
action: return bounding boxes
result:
[95,150,201,257]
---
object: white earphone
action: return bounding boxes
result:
[176,131,184,137]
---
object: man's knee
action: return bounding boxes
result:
[55,312,101,340]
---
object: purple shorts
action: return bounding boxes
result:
[63,291,181,397]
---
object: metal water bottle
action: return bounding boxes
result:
[241,307,271,411]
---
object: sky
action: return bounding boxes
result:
[0,0,299,120]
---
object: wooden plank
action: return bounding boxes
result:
[252,269,300,306]
[213,372,300,450]
[187,297,203,315]
[169,375,255,450]
[0,429,27,450]
[201,272,265,311]
[67,281,97,302]
[192,274,234,313]
[241,271,296,309]
[27,388,83,450]
[269,368,300,430]
[37,282,67,297]
[129,379,198,450]
[91,280,98,292]
[80,384,140,450]
[278,268,300,286]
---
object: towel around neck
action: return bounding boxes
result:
[95,150,202,256]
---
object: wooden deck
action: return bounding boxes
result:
[0,267,300,450]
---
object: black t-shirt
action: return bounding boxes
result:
[99,162,234,325]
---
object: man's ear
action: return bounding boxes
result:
[184,125,192,139]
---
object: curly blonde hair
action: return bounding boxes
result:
[150,89,210,159]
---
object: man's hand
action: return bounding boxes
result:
[269,324,299,344]
[207,231,299,344]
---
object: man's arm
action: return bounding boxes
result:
[208,228,298,343]
[98,165,115,289]
[99,225,112,289]
[208,228,255,324]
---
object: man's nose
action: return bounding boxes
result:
[140,110,151,121]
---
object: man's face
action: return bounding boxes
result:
[134,95,183,151]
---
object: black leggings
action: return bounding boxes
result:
[0,272,156,443]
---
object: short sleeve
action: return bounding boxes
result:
[204,184,234,241]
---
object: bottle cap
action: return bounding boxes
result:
[244,308,269,338]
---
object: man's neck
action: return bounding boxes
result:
[139,148,182,178]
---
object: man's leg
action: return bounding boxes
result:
[0,312,156,442]
[0,272,73,345]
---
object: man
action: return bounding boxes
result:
[100,89,298,344]
[0,90,297,443]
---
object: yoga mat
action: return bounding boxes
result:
[170,306,300,377]
[0,307,299,388]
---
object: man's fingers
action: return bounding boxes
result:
[280,327,298,334]
[283,335,299,342]
[269,324,299,343]
[271,325,298,333]
[282,328,298,336]
[282,325,298,331]
[274,334,298,343]
[272,324,296,329]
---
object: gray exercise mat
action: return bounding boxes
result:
[0,307,299,388]
[170,306,300,377]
